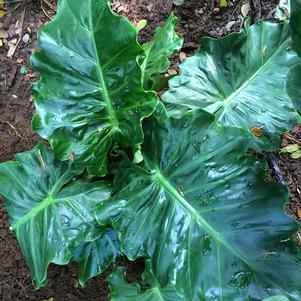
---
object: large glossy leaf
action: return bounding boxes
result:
[0,142,111,288]
[163,21,300,151]
[74,227,121,286]
[108,261,184,300]
[141,14,183,90]
[286,1,301,111]
[31,0,158,176]
[290,0,301,57]
[286,64,301,111]
[95,105,301,300]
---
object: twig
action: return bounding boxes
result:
[40,0,53,20]
[41,0,56,11]
[265,152,286,185]
[3,121,26,140]
[0,54,17,64]
[284,133,301,146]
[7,7,25,58]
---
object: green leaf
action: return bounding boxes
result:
[108,261,184,300]
[263,296,290,301]
[291,150,301,159]
[280,144,299,153]
[95,104,301,300]
[163,21,300,151]
[31,0,158,176]
[141,14,183,90]
[74,227,121,287]
[286,64,301,111]
[290,0,301,57]
[0,142,111,288]
[220,0,228,8]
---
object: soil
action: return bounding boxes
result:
[0,0,298,300]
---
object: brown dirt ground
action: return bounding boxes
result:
[1,0,300,300]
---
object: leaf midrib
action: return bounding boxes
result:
[217,36,289,119]
[89,2,119,131]
[154,171,257,284]
[154,170,295,300]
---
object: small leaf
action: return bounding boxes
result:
[241,3,250,17]
[136,19,147,32]
[220,0,228,8]
[251,127,263,137]
[0,10,6,19]
[141,14,183,89]
[280,144,299,153]
[173,0,184,6]
[297,209,301,218]
[291,150,301,159]
[226,21,236,31]
[20,66,29,74]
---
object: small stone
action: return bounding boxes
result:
[0,29,8,39]
[213,7,220,14]
[70,277,79,288]
[179,52,187,62]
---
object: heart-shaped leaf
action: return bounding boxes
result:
[0,142,111,288]
[32,0,158,176]
[96,105,301,300]
[163,21,300,151]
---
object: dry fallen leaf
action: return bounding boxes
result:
[226,21,236,31]
[168,69,178,76]
[0,11,6,19]
[241,3,251,17]
[250,127,263,137]
[297,209,301,218]
[179,52,186,62]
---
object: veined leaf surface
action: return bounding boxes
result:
[108,261,184,301]
[96,105,301,300]
[141,14,183,89]
[74,227,121,286]
[163,21,300,151]
[0,143,111,288]
[32,0,158,176]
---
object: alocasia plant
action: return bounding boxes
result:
[31,0,158,176]
[163,21,300,151]
[0,0,301,299]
